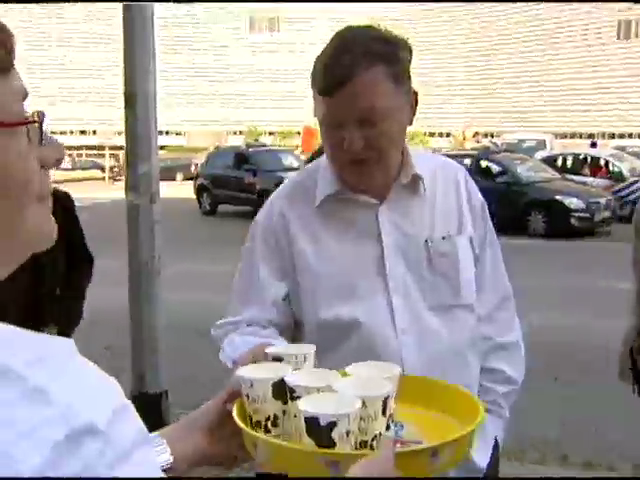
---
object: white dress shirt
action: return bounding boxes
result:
[212,148,525,476]
[0,322,162,477]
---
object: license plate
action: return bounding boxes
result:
[595,211,612,222]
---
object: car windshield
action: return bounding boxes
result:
[506,154,561,181]
[252,149,302,171]
[500,138,548,157]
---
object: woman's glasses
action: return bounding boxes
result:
[0,110,45,146]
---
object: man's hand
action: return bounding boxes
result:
[232,342,273,368]
[346,435,398,477]
[158,384,251,475]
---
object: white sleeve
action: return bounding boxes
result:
[464,174,526,473]
[0,392,162,477]
[211,200,295,367]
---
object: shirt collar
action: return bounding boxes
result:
[315,146,425,207]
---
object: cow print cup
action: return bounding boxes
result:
[344,361,402,433]
[265,343,316,371]
[235,361,294,438]
[332,375,395,451]
[297,392,361,451]
[282,368,343,442]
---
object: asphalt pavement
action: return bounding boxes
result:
[67,181,637,476]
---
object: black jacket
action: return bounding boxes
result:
[0,188,94,336]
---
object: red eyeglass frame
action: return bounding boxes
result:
[0,110,45,145]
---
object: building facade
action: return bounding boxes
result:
[2,2,639,145]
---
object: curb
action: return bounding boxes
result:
[501,461,626,477]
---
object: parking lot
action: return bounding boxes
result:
[68,180,638,472]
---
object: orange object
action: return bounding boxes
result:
[301,125,320,156]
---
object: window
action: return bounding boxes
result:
[249,149,302,171]
[616,18,637,40]
[203,148,235,171]
[248,15,281,36]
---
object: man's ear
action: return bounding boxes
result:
[409,88,418,126]
[313,91,325,121]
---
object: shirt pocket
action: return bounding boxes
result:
[422,234,476,307]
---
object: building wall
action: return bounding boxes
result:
[1,2,639,135]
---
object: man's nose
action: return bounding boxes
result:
[341,126,365,153]
[38,134,65,170]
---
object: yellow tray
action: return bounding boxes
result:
[232,374,484,476]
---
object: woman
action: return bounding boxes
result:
[2,132,93,338]
[0,20,394,477]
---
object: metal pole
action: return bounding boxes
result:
[122,2,169,432]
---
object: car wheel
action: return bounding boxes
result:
[525,208,549,237]
[175,171,185,182]
[197,189,218,216]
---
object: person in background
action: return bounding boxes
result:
[619,201,640,395]
[212,24,525,477]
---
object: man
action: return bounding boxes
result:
[212,24,525,476]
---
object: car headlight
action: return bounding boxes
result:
[555,195,586,210]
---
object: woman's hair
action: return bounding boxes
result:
[0,20,15,75]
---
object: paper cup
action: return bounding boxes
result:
[297,392,361,451]
[331,375,395,451]
[344,361,402,431]
[283,368,343,442]
[265,343,316,370]
[344,361,402,391]
[235,361,294,438]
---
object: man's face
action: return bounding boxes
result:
[0,69,57,263]
[315,65,417,199]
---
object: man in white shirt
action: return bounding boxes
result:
[212,24,525,476]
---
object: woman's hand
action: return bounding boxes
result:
[158,383,250,475]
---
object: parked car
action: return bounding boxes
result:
[57,158,122,180]
[611,142,640,161]
[538,149,640,189]
[158,156,196,182]
[610,178,640,223]
[193,145,302,216]
[442,149,614,237]
[497,132,557,159]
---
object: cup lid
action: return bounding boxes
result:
[345,361,402,378]
[266,343,317,355]
[332,375,395,398]
[297,392,362,416]
[285,368,342,388]
[235,361,293,380]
